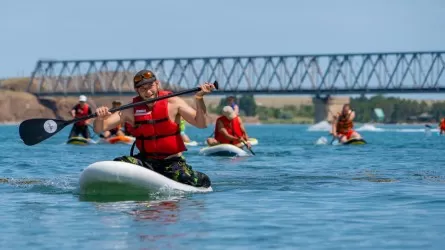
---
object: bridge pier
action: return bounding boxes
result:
[312,95,350,123]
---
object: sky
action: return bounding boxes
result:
[1,0,445,98]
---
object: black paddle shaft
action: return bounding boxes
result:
[69,81,219,125]
[241,140,255,155]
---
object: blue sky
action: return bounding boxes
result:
[2,0,445,98]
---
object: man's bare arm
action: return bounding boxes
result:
[94,108,130,134]
[176,96,208,128]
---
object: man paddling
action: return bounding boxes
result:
[93,70,214,188]
[331,104,363,143]
[100,100,125,139]
[69,95,93,139]
[206,106,252,149]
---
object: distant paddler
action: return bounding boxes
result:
[206,106,252,149]
[100,100,125,138]
[226,96,240,116]
[331,104,363,143]
[439,118,445,135]
[69,95,93,140]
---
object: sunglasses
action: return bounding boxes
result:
[134,71,156,85]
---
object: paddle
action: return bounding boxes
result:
[19,81,219,146]
[241,139,255,155]
[329,135,337,145]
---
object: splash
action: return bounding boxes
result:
[307,121,331,131]
[315,136,328,145]
[355,124,384,132]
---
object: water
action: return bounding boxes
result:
[1,123,445,249]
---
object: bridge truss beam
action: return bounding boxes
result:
[28,51,445,96]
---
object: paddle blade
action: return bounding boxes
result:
[19,118,69,146]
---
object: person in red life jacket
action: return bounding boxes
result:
[68,95,93,139]
[101,100,125,138]
[93,69,215,188]
[438,118,445,135]
[331,104,363,143]
[206,106,251,149]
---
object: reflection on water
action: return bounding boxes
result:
[85,196,209,248]
[129,199,181,223]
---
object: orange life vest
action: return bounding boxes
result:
[129,91,186,159]
[336,112,353,133]
[74,104,90,126]
[214,116,243,144]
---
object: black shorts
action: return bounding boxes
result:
[69,125,90,139]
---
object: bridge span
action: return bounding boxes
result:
[27,51,445,122]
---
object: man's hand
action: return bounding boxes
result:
[95,106,112,121]
[195,82,216,97]
[240,138,252,149]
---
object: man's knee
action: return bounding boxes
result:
[195,171,211,188]
[170,160,211,187]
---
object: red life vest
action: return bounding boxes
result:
[124,122,134,135]
[336,112,353,133]
[214,116,243,144]
[74,104,90,126]
[129,91,186,159]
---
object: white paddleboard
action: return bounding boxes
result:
[66,136,97,145]
[199,144,250,157]
[205,137,258,146]
[79,161,213,195]
[184,140,198,146]
[247,138,259,146]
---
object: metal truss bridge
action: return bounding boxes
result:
[28,51,445,96]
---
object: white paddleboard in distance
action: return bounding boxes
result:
[184,140,198,146]
[205,137,258,146]
[199,144,250,157]
[247,138,258,146]
[79,161,213,195]
[67,136,97,145]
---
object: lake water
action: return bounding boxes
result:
[1,122,445,249]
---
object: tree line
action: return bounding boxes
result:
[210,94,445,124]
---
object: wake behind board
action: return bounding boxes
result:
[342,138,367,145]
[79,161,212,195]
[67,136,96,145]
[199,144,250,157]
